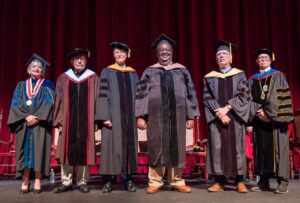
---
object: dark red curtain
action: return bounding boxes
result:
[1,0,300,149]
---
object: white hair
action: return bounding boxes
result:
[27,60,43,76]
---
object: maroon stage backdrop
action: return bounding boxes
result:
[1,0,300,151]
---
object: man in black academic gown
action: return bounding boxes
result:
[53,49,99,193]
[249,49,293,194]
[96,42,138,193]
[203,41,250,193]
[136,33,200,194]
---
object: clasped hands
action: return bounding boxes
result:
[214,105,231,125]
[256,109,270,122]
[103,120,112,128]
[25,115,39,127]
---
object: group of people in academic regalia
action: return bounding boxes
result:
[204,41,293,194]
[7,33,293,195]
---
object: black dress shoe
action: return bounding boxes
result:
[78,184,90,193]
[19,187,30,194]
[53,184,73,193]
[102,182,112,193]
[19,182,30,194]
[125,180,136,192]
[33,189,42,194]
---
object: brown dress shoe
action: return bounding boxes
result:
[237,182,248,193]
[146,186,160,194]
[171,185,192,193]
[208,183,224,192]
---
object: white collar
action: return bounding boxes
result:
[264,67,271,72]
[259,66,271,74]
[220,65,232,73]
[64,68,95,82]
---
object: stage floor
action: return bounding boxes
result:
[0,177,299,203]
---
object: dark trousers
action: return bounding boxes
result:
[215,175,244,185]
[259,174,288,186]
[102,174,133,184]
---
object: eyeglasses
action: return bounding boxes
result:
[72,56,87,61]
[216,51,229,57]
[257,56,270,60]
[158,48,172,54]
[113,50,127,55]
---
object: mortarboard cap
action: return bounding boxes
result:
[25,53,50,77]
[214,40,238,64]
[151,33,177,49]
[65,48,90,59]
[254,48,275,61]
[110,42,131,58]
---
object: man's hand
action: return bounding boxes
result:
[246,126,253,133]
[58,126,63,133]
[220,115,231,125]
[215,105,230,119]
[186,120,194,129]
[103,120,112,128]
[25,115,39,126]
[137,118,147,130]
[256,109,270,122]
[95,123,99,131]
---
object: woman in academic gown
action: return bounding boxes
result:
[7,54,55,194]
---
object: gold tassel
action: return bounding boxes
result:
[128,49,131,58]
[229,43,232,64]
[272,52,275,61]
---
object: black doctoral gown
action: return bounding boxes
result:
[136,63,200,168]
[248,68,293,180]
[96,64,139,174]
[203,68,250,176]
[53,68,99,165]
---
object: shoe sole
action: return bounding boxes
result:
[53,187,73,193]
[172,190,192,193]
[171,187,192,193]
[250,189,270,192]
[19,190,30,194]
[146,190,159,194]
[274,190,288,194]
[33,189,42,194]
[208,189,223,192]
